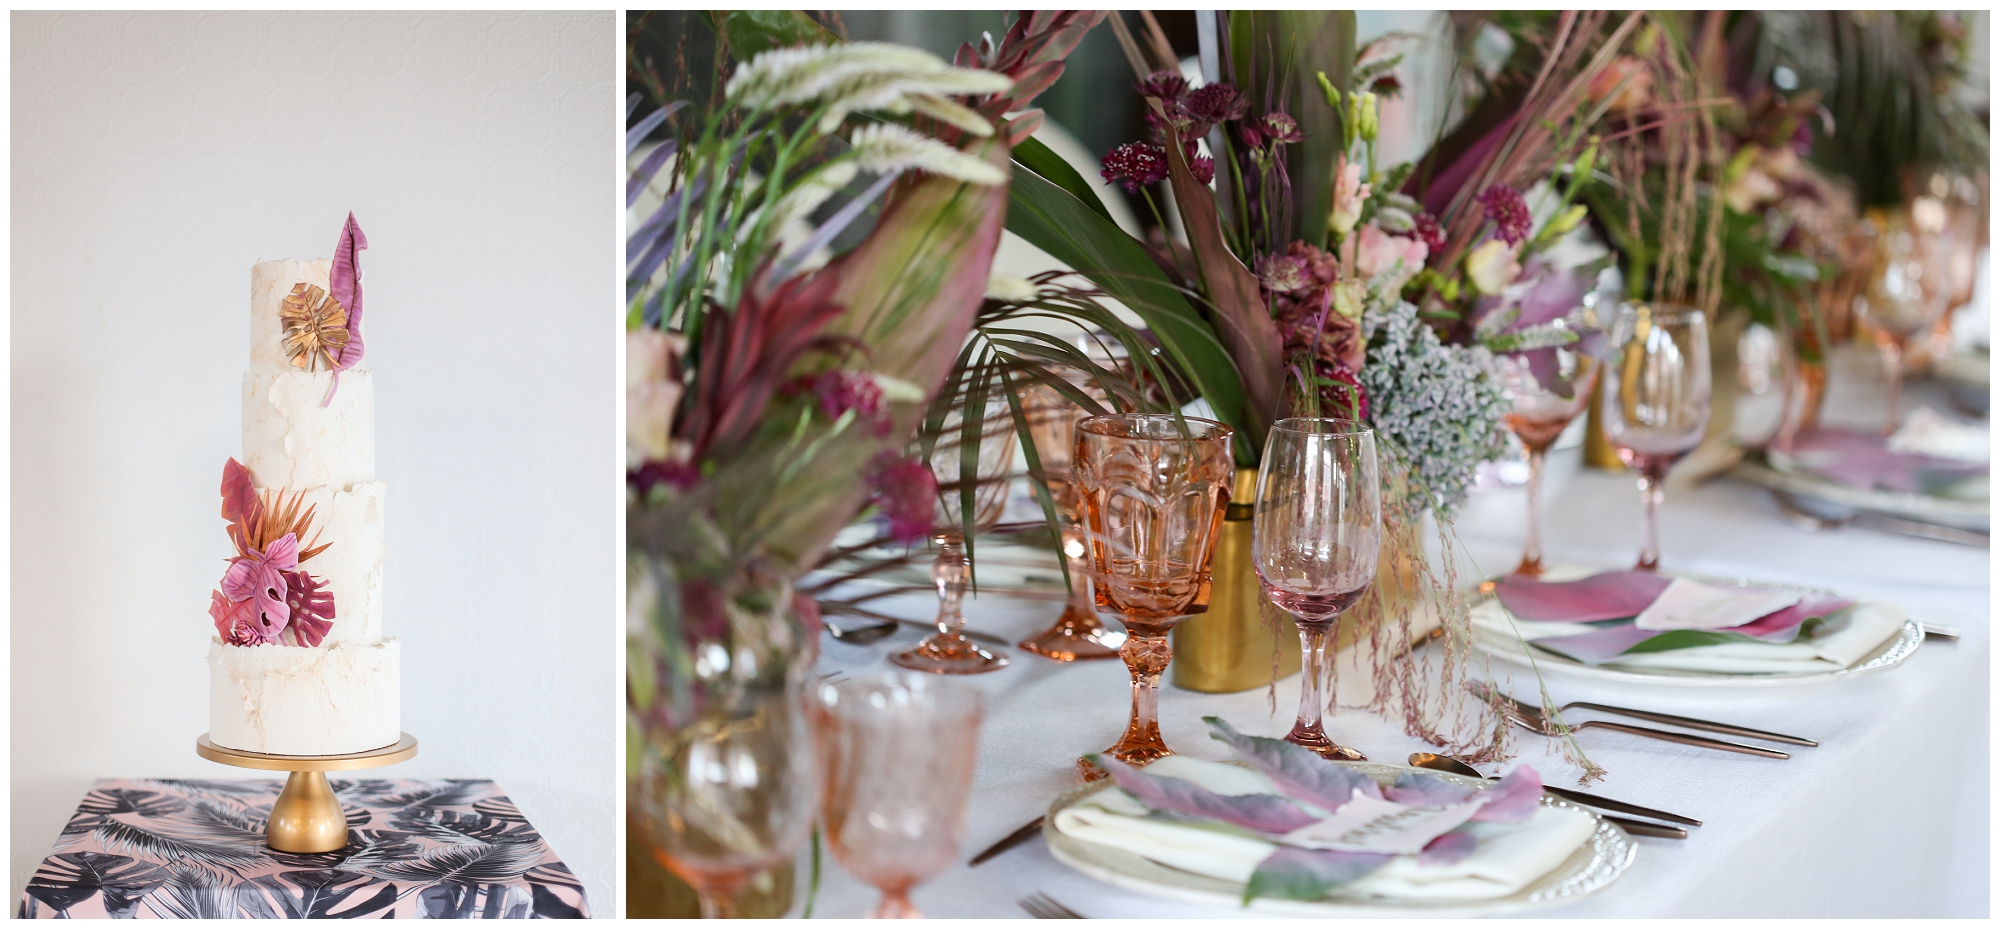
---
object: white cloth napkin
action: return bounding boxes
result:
[1475,598,1907,674]
[1051,756,1598,902]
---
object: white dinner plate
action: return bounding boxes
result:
[1043,762,1634,918]
[1469,578,1924,705]
[1733,454,1988,532]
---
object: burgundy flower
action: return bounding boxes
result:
[1136,69,1188,101]
[1258,112,1303,145]
[1189,154,1216,185]
[1476,184,1532,246]
[630,459,701,495]
[1370,73,1403,98]
[1101,142,1169,193]
[1237,121,1265,149]
[1411,213,1447,253]
[1185,83,1248,124]
[865,451,938,545]
[801,370,887,433]
[1256,254,1311,294]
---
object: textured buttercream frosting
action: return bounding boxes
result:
[242,369,376,491]
[210,256,399,757]
[208,638,400,755]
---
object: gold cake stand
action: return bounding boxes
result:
[195,733,418,853]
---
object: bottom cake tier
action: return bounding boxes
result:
[207,637,400,755]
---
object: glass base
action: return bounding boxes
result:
[1019,605,1125,661]
[1077,740,1174,782]
[1283,723,1367,762]
[1513,554,1545,578]
[889,632,1009,675]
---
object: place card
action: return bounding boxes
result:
[1634,578,1798,631]
[1277,791,1483,855]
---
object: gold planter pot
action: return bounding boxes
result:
[1169,469,1300,693]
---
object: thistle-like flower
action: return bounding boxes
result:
[1100,142,1168,193]
[1135,69,1188,101]
[847,123,1006,186]
[1476,184,1532,246]
[1185,83,1248,125]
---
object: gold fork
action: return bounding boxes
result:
[1019,892,1083,919]
[1467,680,1790,759]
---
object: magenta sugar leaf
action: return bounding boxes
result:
[1383,772,1479,807]
[329,213,368,371]
[1203,717,1382,813]
[1495,570,1672,623]
[1468,766,1542,824]
[1243,846,1393,904]
[1091,755,1317,835]
[1418,831,1478,867]
[209,590,258,645]
[280,571,336,646]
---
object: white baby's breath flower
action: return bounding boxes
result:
[985,273,1040,303]
[848,123,1005,186]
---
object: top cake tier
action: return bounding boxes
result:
[250,259,370,375]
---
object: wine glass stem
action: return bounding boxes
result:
[1635,461,1669,571]
[1062,528,1094,616]
[1880,338,1904,436]
[931,531,968,636]
[871,885,921,919]
[1110,627,1172,764]
[1518,447,1547,576]
[1293,623,1329,739]
[695,890,737,920]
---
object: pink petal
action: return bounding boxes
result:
[1495,570,1672,623]
[1469,766,1542,824]
[221,559,260,602]
[1418,831,1478,866]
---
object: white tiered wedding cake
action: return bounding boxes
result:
[207,218,399,756]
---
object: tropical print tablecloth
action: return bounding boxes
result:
[18,778,587,918]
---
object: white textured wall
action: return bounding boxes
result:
[11,11,617,913]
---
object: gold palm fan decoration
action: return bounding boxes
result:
[280,283,350,371]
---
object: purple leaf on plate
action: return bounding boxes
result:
[329,213,368,372]
[1382,772,1479,807]
[1495,570,1672,623]
[1092,755,1318,835]
[1243,846,1393,903]
[1204,717,1383,813]
[1729,594,1853,642]
[1417,830,1478,866]
[1530,624,1662,664]
[1468,766,1542,824]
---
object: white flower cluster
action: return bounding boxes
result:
[726,41,1013,134]
[1360,300,1510,517]
[847,123,1005,186]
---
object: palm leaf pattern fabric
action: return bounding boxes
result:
[19,779,587,919]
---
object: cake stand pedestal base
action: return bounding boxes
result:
[195,733,418,853]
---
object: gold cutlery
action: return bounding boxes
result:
[1466,681,1790,759]
[1547,702,1815,747]
[970,815,1046,867]
[1020,892,1084,918]
[1409,752,1697,836]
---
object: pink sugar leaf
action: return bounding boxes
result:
[1468,766,1542,824]
[1418,830,1478,866]
[1729,594,1853,642]
[210,590,259,645]
[329,213,368,371]
[1383,772,1479,807]
[262,532,299,571]
[1244,846,1394,903]
[1495,570,1672,622]
[1530,624,1661,664]
[1092,755,1318,835]
[280,570,335,646]
[1205,716,1383,812]
[220,458,260,526]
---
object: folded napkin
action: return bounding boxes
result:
[1053,754,1596,903]
[1779,428,1988,499]
[1476,571,1905,674]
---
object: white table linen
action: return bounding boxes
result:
[794,439,1988,918]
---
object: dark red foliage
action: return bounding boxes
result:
[676,269,851,465]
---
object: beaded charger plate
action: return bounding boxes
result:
[1042,762,1633,917]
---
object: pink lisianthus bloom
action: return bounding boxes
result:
[1330,157,1371,237]
[1354,224,1430,292]
[627,327,686,468]
[219,532,299,644]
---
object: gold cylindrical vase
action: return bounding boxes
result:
[1170,469,1302,693]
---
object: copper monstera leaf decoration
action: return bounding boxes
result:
[280,283,350,372]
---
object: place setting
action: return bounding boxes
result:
[622,9,1985,918]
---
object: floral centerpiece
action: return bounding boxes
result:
[1000,11,1644,765]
